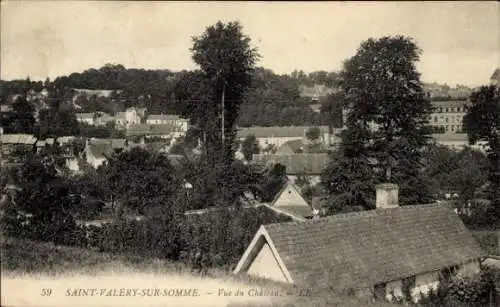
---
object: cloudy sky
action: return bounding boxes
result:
[1,1,499,86]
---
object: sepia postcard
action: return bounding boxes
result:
[1,1,499,307]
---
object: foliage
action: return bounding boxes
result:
[305,126,321,142]
[180,206,292,269]
[471,230,499,255]
[189,21,259,163]
[464,85,500,214]
[424,145,488,203]
[1,154,80,245]
[98,147,182,217]
[1,96,36,134]
[322,36,434,212]
[320,92,344,128]
[241,134,260,161]
[35,100,80,139]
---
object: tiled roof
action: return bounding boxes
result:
[90,138,126,149]
[147,114,183,121]
[1,134,37,145]
[237,126,329,139]
[252,153,329,175]
[277,139,304,153]
[89,143,115,159]
[75,113,95,119]
[262,203,485,290]
[126,124,176,136]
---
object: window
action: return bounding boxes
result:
[445,117,449,123]
[446,108,449,112]
[434,117,438,123]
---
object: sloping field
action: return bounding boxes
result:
[0,236,394,307]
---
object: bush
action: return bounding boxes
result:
[420,266,500,307]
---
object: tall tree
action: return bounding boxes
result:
[99,147,182,219]
[322,36,434,212]
[463,85,500,211]
[190,21,259,164]
[2,97,36,134]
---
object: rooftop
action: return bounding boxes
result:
[242,203,486,290]
[1,134,37,145]
[238,126,329,139]
[252,153,330,175]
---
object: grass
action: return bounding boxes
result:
[0,235,396,307]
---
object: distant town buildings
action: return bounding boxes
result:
[299,85,336,102]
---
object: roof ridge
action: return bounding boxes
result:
[264,202,450,228]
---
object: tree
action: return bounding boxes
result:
[463,85,500,210]
[305,127,321,142]
[36,102,80,139]
[190,21,259,164]
[99,147,182,219]
[4,154,79,244]
[241,134,260,161]
[2,97,36,134]
[322,36,434,212]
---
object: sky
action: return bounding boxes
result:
[1,1,499,87]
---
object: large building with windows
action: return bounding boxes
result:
[428,100,471,133]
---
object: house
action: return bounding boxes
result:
[146,114,188,132]
[428,100,471,133]
[126,123,181,139]
[237,126,331,150]
[275,139,304,154]
[83,138,136,169]
[299,85,335,102]
[234,183,486,303]
[252,153,330,185]
[269,181,314,219]
[1,133,38,163]
[94,112,115,126]
[431,133,488,152]
[75,113,95,125]
[343,99,471,134]
[491,68,500,86]
[115,107,141,128]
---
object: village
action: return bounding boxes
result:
[1,3,500,307]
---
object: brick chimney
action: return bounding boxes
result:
[375,183,399,209]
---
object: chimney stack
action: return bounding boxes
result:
[375,183,399,209]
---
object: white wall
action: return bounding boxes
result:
[247,243,289,283]
[385,279,404,301]
[410,271,439,303]
[274,183,309,208]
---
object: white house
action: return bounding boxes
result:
[234,183,485,303]
[115,107,141,128]
[75,113,95,125]
[146,114,188,132]
[237,126,331,151]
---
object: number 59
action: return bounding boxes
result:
[41,288,52,296]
